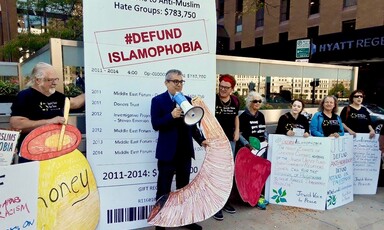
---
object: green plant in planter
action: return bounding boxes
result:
[64,83,83,97]
[0,79,19,96]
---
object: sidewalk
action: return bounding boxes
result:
[142,187,384,230]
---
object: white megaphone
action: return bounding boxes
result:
[173,92,204,126]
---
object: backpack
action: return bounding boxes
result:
[230,94,239,108]
[344,106,351,122]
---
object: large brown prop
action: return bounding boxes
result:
[148,97,234,227]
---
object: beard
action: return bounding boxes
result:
[37,82,56,95]
[48,88,56,95]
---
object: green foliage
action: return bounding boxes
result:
[0,79,19,96]
[233,91,246,110]
[64,83,83,97]
[0,0,82,60]
[328,83,350,98]
[242,0,265,14]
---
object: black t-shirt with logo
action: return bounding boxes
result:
[321,112,342,137]
[215,94,239,140]
[11,87,65,149]
[239,109,266,142]
[340,105,372,133]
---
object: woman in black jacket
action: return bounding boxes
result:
[276,99,309,137]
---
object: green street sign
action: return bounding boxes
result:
[296,39,311,58]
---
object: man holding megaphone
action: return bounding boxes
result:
[150,69,208,230]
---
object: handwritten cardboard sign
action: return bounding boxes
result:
[266,135,354,210]
[326,136,354,209]
[0,129,20,166]
[353,134,381,194]
[0,162,39,230]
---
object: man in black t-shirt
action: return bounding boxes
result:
[10,62,85,163]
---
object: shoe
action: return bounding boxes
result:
[223,204,236,214]
[256,196,268,210]
[155,226,166,230]
[184,223,202,230]
[213,210,224,221]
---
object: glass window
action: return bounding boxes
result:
[236,14,243,33]
[279,32,288,43]
[309,0,320,15]
[255,37,263,46]
[307,26,319,39]
[237,0,243,12]
[255,7,264,28]
[235,41,242,50]
[342,19,355,33]
[280,0,290,22]
[218,0,225,19]
[343,0,357,8]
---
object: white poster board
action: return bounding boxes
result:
[83,1,216,229]
[0,130,20,166]
[353,134,381,194]
[326,135,354,209]
[267,135,331,210]
[0,162,39,230]
[267,135,354,210]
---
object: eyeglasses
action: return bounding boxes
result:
[251,99,262,103]
[219,85,232,90]
[167,80,185,85]
[43,78,60,83]
[353,95,364,98]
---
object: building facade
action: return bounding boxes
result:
[217,0,384,105]
[0,0,18,61]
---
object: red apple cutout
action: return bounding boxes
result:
[235,147,271,206]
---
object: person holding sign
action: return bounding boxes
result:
[275,99,310,137]
[340,90,375,138]
[9,62,85,163]
[310,96,344,137]
[150,69,207,230]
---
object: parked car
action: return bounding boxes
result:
[364,104,384,133]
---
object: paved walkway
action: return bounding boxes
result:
[142,187,384,230]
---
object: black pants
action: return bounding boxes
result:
[156,152,192,200]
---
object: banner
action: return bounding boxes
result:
[0,162,39,230]
[267,135,354,210]
[0,130,20,166]
[326,136,354,209]
[83,0,216,229]
[353,134,381,194]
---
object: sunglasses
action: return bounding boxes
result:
[251,99,262,103]
[353,95,364,98]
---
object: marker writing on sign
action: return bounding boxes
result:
[0,174,5,186]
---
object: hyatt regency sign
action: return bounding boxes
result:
[316,36,384,53]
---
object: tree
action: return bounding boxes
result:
[328,83,350,98]
[0,0,82,61]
